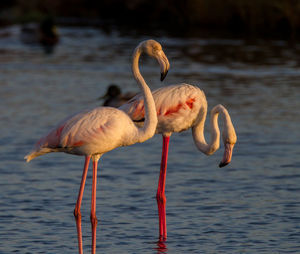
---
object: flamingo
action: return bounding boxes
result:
[119,83,237,241]
[25,39,170,254]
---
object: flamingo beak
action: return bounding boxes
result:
[219,143,235,168]
[161,70,168,81]
[157,51,170,81]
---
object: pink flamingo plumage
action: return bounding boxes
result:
[120,83,237,241]
[25,39,170,254]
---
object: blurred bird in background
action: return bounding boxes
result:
[100,84,137,107]
[20,16,59,54]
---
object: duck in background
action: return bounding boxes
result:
[99,84,137,107]
[20,16,59,54]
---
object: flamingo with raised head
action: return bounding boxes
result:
[25,39,170,254]
[120,83,237,241]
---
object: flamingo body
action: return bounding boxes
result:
[26,107,141,161]
[120,83,206,136]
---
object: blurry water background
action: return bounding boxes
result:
[0,25,300,253]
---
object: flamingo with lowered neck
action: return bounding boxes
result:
[25,39,170,254]
[120,83,237,241]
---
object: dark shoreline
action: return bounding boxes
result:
[1,0,300,40]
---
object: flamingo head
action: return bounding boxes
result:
[219,123,237,168]
[140,40,170,81]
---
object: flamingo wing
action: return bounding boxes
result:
[120,83,205,134]
[35,107,137,155]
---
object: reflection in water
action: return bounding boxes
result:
[156,240,168,253]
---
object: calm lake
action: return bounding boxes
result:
[0,25,300,253]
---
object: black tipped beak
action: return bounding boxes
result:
[219,143,234,168]
[219,161,229,168]
[160,70,168,81]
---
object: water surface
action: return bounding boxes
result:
[0,25,300,253]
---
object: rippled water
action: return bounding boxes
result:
[0,25,300,253]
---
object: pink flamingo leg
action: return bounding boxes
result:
[156,135,170,242]
[74,155,91,254]
[91,157,99,254]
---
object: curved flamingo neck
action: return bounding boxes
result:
[192,104,230,155]
[132,45,158,142]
